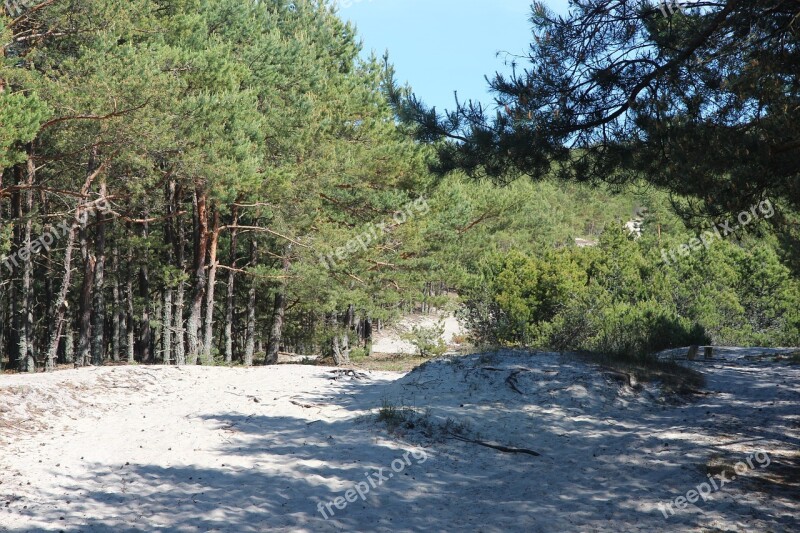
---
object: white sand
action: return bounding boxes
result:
[0,348,798,532]
[371,314,465,355]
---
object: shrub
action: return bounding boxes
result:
[401,322,447,357]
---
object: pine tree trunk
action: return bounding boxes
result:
[162,180,176,365]
[91,184,107,366]
[173,184,187,366]
[112,245,121,362]
[265,290,285,366]
[9,172,21,370]
[187,187,208,364]
[202,208,220,365]
[64,325,74,365]
[46,225,76,371]
[332,306,354,366]
[223,210,238,364]
[76,220,95,368]
[244,239,257,367]
[174,281,186,365]
[162,288,173,364]
[265,246,291,366]
[18,156,35,372]
[125,242,135,364]
[45,153,98,373]
[137,221,151,363]
[174,218,187,366]
[153,297,162,363]
[43,199,55,363]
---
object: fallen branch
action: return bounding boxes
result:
[447,432,540,457]
[506,369,526,395]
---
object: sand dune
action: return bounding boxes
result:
[0,348,798,532]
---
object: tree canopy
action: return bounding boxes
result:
[391,0,800,219]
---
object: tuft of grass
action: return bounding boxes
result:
[377,399,416,431]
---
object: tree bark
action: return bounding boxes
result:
[187,187,208,364]
[331,309,352,366]
[265,246,291,366]
[202,208,220,365]
[265,290,285,366]
[137,220,151,363]
[223,208,238,364]
[17,155,35,372]
[91,183,107,366]
[125,241,135,364]
[174,197,187,366]
[46,149,102,371]
[162,180,176,365]
[76,219,95,368]
[111,245,121,362]
[244,239,257,367]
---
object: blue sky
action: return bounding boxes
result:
[338,0,571,112]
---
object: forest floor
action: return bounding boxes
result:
[0,348,798,532]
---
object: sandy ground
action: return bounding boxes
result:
[371,314,464,355]
[0,348,798,532]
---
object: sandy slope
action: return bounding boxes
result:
[371,314,464,355]
[0,349,798,532]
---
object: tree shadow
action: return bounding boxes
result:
[5,352,799,532]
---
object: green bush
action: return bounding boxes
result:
[401,322,447,357]
[462,226,798,355]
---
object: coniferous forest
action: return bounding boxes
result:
[1,1,799,374]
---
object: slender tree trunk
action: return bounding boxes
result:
[265,246,291,366]
[112,245,121,362]
[76,220,95,368]
[174,198,187,366]
[187,187,208,364]
[137,220,151,363]
[202,208,220,365]
[224,209,238,364]
[265,290,286,366]
[47,147,102,371]
[91,183,107,366]
[162,180,176,365]
[63,325,74,365]
[42,193,54,364]
[162,288,173,365]
[17,155,35,372]
[125,241,135,364]
[46,224,77,370]
[244,239,257,367]
[174,280,185,365]
[153,297,162,363]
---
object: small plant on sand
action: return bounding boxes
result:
[377,399,415,430]
[401,322,447,358]
[442,417,471,437]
